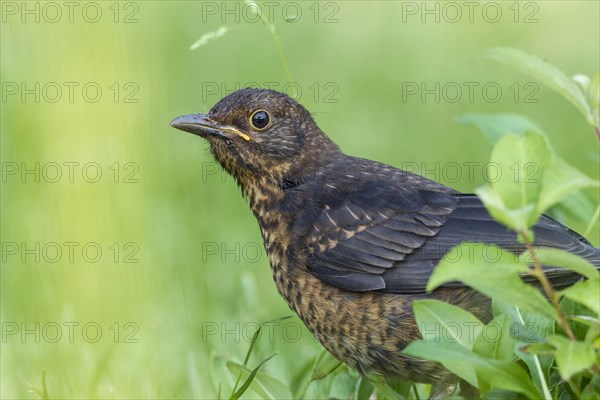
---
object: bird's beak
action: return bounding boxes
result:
[170,113,250,141]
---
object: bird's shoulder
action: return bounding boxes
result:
[286,156,458,234]
[312,156,456,194]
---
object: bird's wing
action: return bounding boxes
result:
[294,178,599,294]
[292,177,456,293]
[382,194,599,293]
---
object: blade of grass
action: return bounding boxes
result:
[230,353,278,400]
[230,325,262,397]
[584,204,600,237]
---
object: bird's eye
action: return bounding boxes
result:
[250,110,271,130]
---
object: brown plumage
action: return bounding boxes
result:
[171,88,599,392]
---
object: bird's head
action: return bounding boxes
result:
[171,87,339,188]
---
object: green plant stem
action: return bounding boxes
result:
[584,204,600,237]
[411,383,421,400]
[295,356,320,399]
[42,370,48,400]
[296,378,310,399]
[252,1,296,98]
[515,307,552,399]
[521,231,576,341]
[269,26,296,98]
[230,326,262,398]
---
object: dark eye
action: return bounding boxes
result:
[250,110,271,130]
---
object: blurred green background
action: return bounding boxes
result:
[1,1,599,398]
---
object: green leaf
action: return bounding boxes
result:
[492,302,554,399]
[227,360,292,400]
[290,357,316,399]
[475,130,553,231]
[492,300,555,342]
[520,342,555,355]
[428,243,556,319]
[403,340,540,398]
[413,299,484,350]
[473,314,515,360]
[584,321,599,346]
[403,340,476,387]
[546,335,596,380]
[382,378,413,398]
[537,158,600,214]
[573,72,600,129]
[581,375,600,400]
[454,112,542,142]
[369,378,402,400]
[549,191,597,229]
[475,127,597,233]
[570,315,600,327]
[230,353,278,400]
[516,344,553,399]
[328,369,358,400]
[354,375,374,400]
[479,47,594,126]
[530,247,600,280]
[475,185,534,232]
[587,72,600,128]
[561,296,597,340]
[412,383,432,400]
[491,131,552,210]
[559,278,600,315]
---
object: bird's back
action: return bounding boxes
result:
[285,156,600,295]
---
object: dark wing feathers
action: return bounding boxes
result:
[309,265,387,291]
[305,180,457,291]
[304,176,600,294]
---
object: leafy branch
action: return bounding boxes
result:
[407,48,600,399]
[521,231,576,341]
[480,47,600,139]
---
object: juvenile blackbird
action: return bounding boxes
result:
[171,88,600,391]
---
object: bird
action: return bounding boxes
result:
[170,88,599,395]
